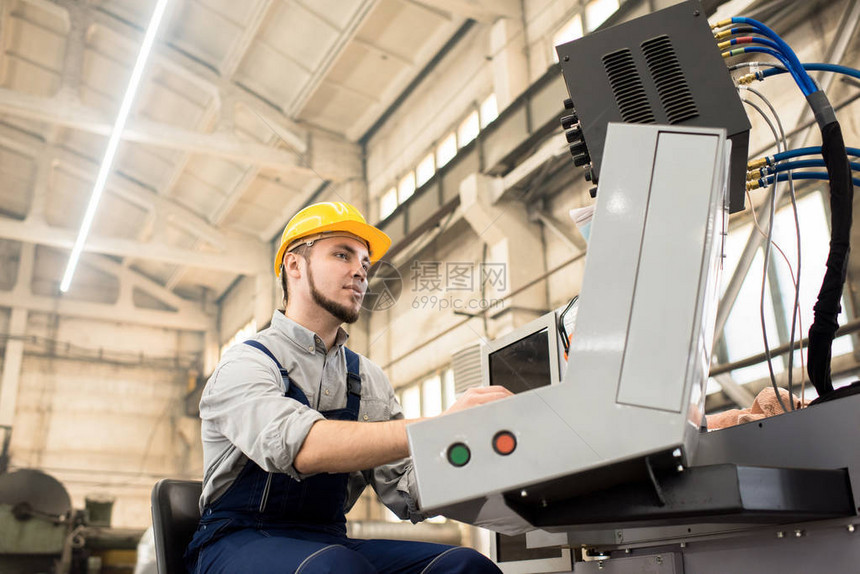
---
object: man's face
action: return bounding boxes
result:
[302,237,370,324]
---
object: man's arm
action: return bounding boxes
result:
[293,385,514,474]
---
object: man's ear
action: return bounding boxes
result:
[283,251,305,279]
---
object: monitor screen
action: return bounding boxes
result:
[488,328,553,394]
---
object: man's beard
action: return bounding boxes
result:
[307,263,360,324]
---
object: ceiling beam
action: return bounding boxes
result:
[0,287,214,332]
[0,126,246,252]
[322,78,383,105]
[80,253,192,313]
[351,37,414,67]
[0,87,310,174]
[288,0,379,117]
[219,0,275,78]
[408,0,518,21]
[44,0,369,186]
[158,95,219,199]
[81,4,310,156]
[165,164,265,290]
[0,217,268,275]
[51,152,230,250]
[1,238,214,331]
[345,17,465,141]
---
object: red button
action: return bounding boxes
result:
[493,431,516,455]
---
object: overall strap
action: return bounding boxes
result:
[243,340,283,368]
[242,340,310,406]
[343,347,362,415]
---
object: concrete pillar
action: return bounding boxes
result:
[0,240,35,426]
[331,179,370,216]
[58,3,86,99]
[254,273,275,329]
[459,174,545,337]
[489,17,530,110]
[0,307,28,427]
[203,328,220,376]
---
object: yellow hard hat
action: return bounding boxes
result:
[274,202,391,276]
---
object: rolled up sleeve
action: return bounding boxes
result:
[200,348,324,481]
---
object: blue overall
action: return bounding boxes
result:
[186,340,500,574]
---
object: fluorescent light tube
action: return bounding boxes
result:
[60,0,171,292]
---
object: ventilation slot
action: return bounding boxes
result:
[452,344,483,393]
[641,35,698,124]
[602,48,655,124]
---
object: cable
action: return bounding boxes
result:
[745,187,806,406]
[718,36,783,53]
[748,146,860,170]
[760,62,860,82]
[715,19,814,94]
[772,147,860,162]
[751,159,860,178]
[713,25,759,39]
[770,147,860,163]
[730,14,853,400]
[722,47,811,94]
[729,62,823,93]
[751,171,860,189]
[746,85,805,408]
[558,295,579,357]
[725,17,817,94]
[741,95,791,413]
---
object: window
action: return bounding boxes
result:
[416,153,435,187]
[396,370,454,419]
[422,376,443,417]
[379,187,398,220]
[220,319,257,359]
[720,228,783,384]
[436,132,457,168]
[398,171,416,203]
[552,14,583,62]
[457,110,480,149]
[381,99,498,219]
[401,385,421,419]
[585,0,619,32]
[443,369,456,410]
[480,93,498,128]
[717,191,853,394]
[770,192,853,360]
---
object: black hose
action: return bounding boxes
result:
[806,92,853,398]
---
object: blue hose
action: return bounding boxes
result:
[770,146,860,163]
[761,62,860,82]
[732,17,816,94]
[765,159,860,174]
[759,171,860,188]
[738,47,811,95]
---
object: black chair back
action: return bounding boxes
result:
[151,479,202,574]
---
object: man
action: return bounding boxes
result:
[186,202,512,573]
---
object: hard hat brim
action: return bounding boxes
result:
[274,220,391,276]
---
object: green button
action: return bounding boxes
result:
[447,443,471,467]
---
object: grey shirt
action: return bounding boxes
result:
[198,310,426,522]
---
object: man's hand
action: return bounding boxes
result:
[443,385,514,415]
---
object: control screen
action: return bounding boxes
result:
[488,328,552,394]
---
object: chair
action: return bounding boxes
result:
[151,479,202,574]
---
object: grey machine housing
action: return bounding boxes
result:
[407,122,730,532]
